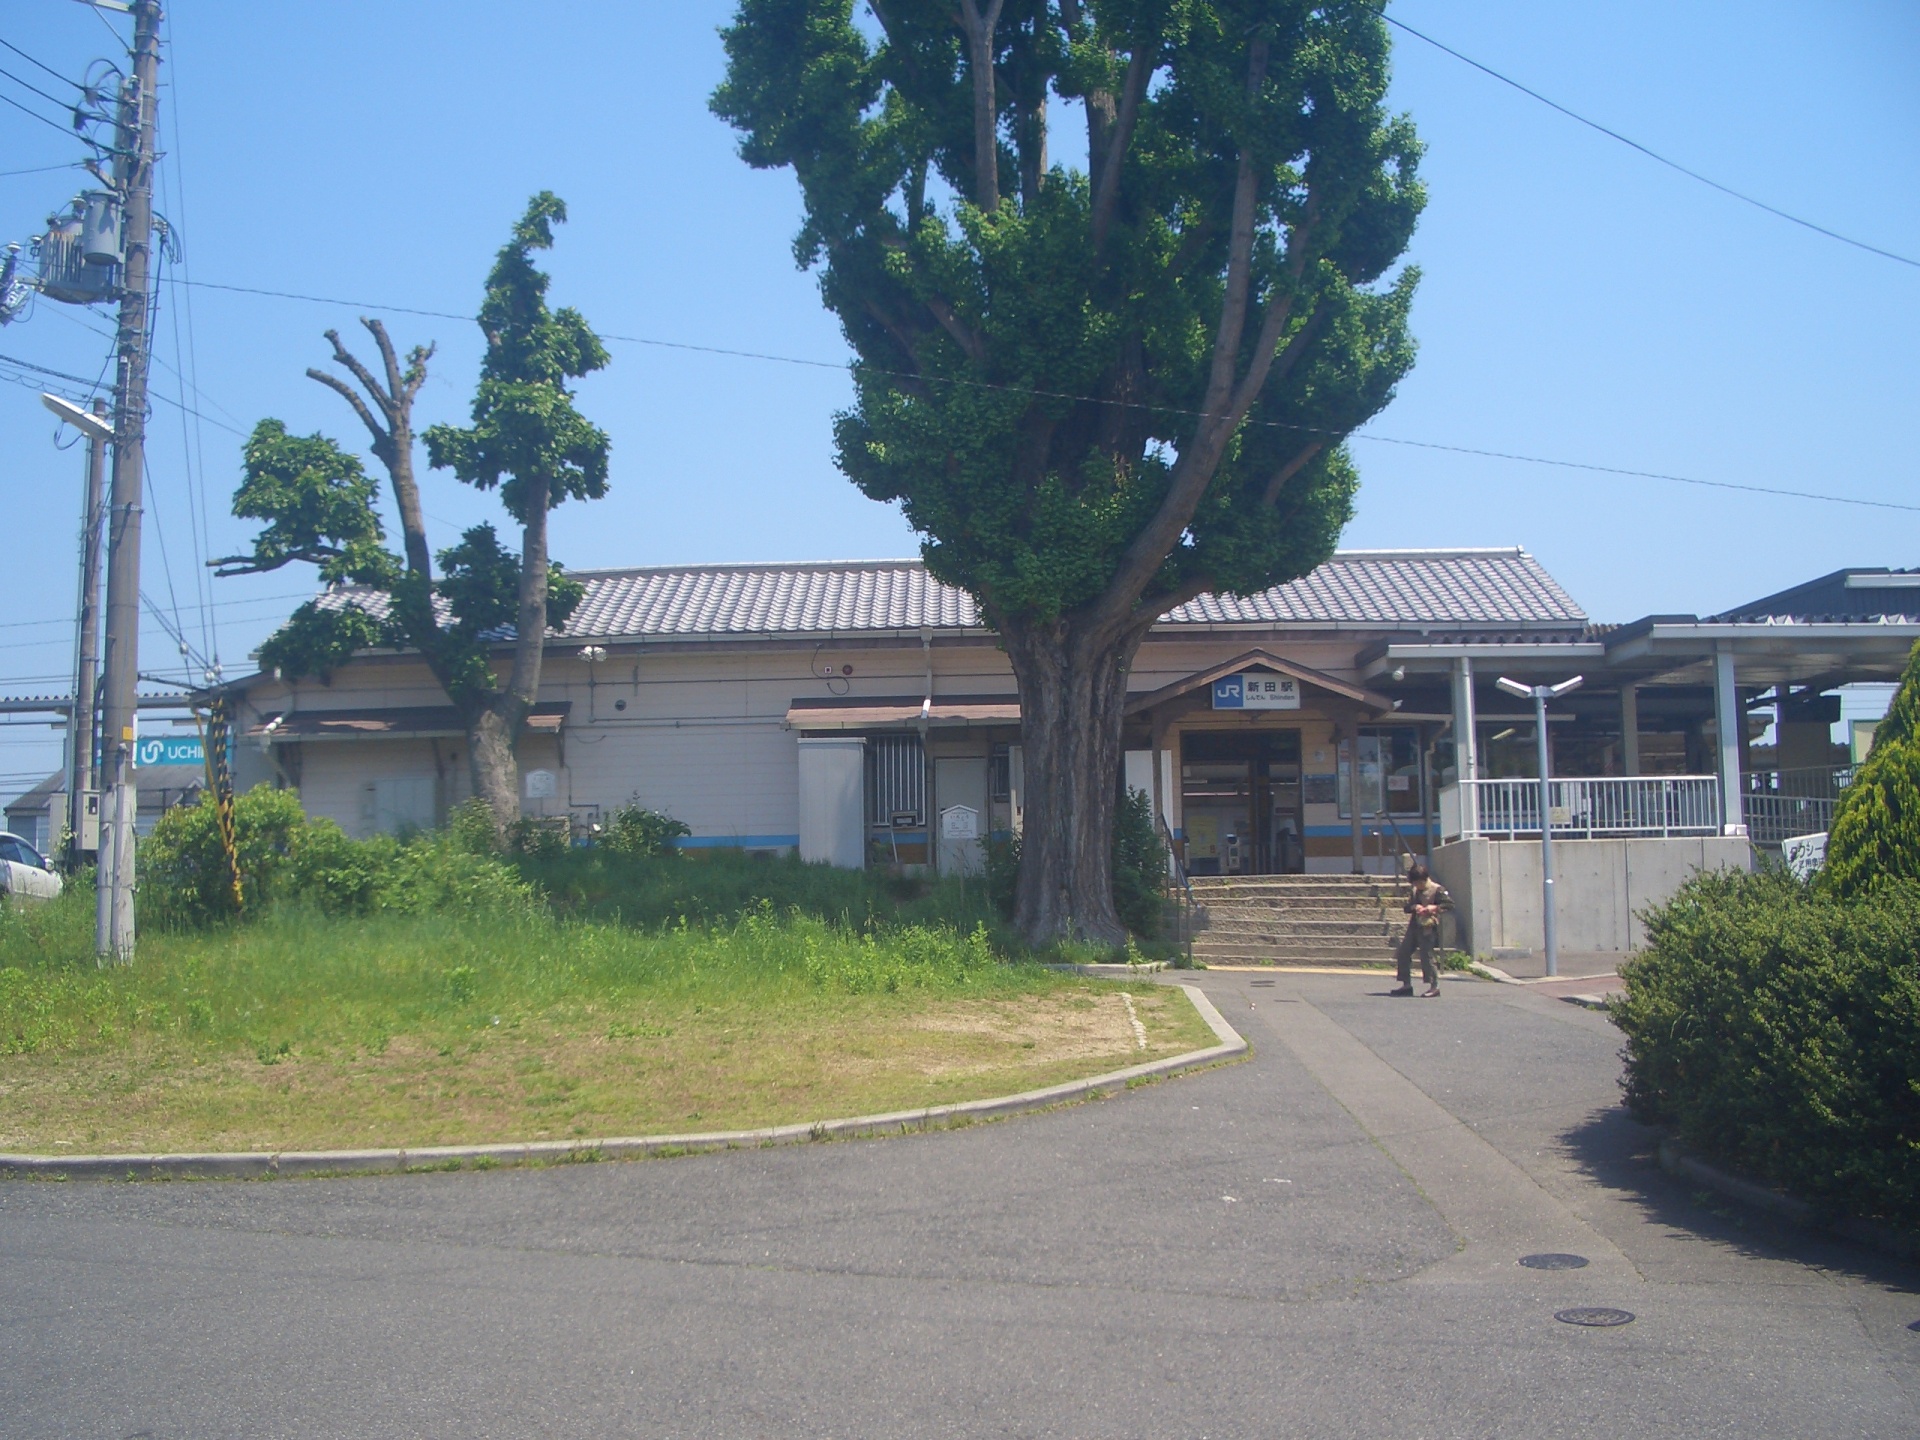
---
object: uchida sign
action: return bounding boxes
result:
[133,734,233,768]
[1211,672,1300,710]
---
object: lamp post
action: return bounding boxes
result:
[41,393,114,872]
[1495,675,1584,978]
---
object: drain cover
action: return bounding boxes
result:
[1249,980,1277,988]
[1520,1252,1590,1270]
[1555,1307,1635,1328]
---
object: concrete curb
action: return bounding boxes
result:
[0,984,1247,1184]
[1041,961,1168,976]
[1468,960,1619,989]
[1656,1139,1919,1263]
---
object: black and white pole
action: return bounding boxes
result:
[1496,675,1583,978]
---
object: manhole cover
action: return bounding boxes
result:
[1555,1307,1635,1328]
[1520,1252,1589,1270]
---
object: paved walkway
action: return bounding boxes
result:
[3,970,1916,1438]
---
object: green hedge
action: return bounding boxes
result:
[1826,638,1920,899]
[1613,867,1920,1226]
[141,785,536,930]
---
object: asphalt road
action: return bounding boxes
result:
[4,970,1918,1438]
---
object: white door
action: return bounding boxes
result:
[373,776,437,836]
[933,756,988,876]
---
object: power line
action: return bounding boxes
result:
[156,276,1920,516]
[0,63,81,114]
[0,88,86,143]
[0,38,84,92]
[1380,10,1920,271]
[0,160,83,179]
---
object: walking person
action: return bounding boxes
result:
[1391,861,1452,998]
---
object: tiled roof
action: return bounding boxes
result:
[313,548,1584,642]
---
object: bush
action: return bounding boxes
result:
[1112,786,1165,940]
[982,789,1167,941]
[1826,639,1920,898]
[1612,866,1920,1226]
[141,784,535,930]
[600,803,691,858]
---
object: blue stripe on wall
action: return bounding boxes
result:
[674,834,800,849]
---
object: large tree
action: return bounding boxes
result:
[215,194,609,839]
[714,1,1423,943]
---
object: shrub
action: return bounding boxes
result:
[1826,639,1920,898]
[141,785,310,927]
[1112,786,1166,940]
[1612,866,1920,1226]
[600,803,691,858]
[141,784,534,929]
[983,789,1166,941]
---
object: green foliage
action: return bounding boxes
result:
[1613,867,1920,1226]
[712,1,1422,625]
[255,598,386,683]
[216,420,390,581]
[1825,639,1920,899]
[1111,786,1165,939]
[513,844,1000,935]
[140,784,535,931]
[142,785,310,927]
[600,804,693,858]
[984,792,1164,940]
[0,879,1044,1061]
[423,192,612,525]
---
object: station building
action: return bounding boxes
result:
[204,548,1915,956]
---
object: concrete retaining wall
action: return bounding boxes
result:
[1431,835,1753,956]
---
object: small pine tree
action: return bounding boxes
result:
[1824,640,1920,898]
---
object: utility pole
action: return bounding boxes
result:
[98,0,163,962]
[42,393,113,871]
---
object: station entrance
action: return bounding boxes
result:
[1180,729,1305,876]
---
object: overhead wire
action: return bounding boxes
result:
[160,274,1920,518]
[0,89,92,145]
[1378,9,1920,270]
[0,37,85,91]
[0,161,85,179]
[157,7,220,673]
[0,63,83,115]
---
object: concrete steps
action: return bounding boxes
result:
[1188,873,1408,968]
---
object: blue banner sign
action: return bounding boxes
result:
[1211,672,1301,710]
[133,734,226,768]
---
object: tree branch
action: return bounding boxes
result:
[1261,441,1323,506]
[956,0,1006,211]
[1090,46,1153,253]
[306,368,387,452]
[925,296,988,364]
[320,329,392,417]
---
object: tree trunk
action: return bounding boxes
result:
[1001,614,1142,947]
[467,703,520,845]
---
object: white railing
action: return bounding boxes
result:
[1742,766,1854,847]
[1442,776,1722,840]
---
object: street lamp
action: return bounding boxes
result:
[1495,674,1584,977]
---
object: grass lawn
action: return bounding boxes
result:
[0,893,1214,1155]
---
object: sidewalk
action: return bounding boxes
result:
[1469,949,1627,1007]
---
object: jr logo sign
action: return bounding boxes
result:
[1211,672,1301,710]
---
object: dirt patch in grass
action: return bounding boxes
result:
[0,985,1215,1155]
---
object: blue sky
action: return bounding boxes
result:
[0,1,1915,800]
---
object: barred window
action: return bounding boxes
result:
[866,733,926,825]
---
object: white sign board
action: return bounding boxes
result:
[940,804,979,840]
[524,768,557,799]
[1211,673,1300,710]
[1781,830,1827,882]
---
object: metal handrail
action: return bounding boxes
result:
[1449,775,1721,839]
[1159,816,1196,965]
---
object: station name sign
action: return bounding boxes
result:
[1211,672,1300,710]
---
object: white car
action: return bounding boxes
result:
[0,832,63,901]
